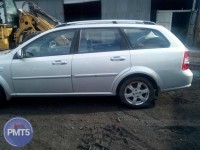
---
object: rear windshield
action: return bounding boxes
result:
[123,28,170,49]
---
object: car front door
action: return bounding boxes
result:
[72,28,131,93]
[11,29,76,94]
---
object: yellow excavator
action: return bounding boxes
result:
[0,0,60,50]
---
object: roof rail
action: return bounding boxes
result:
[55,20,156,28]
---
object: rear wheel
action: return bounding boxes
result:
[119,77,155,108]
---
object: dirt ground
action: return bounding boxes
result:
[0,69,199,150]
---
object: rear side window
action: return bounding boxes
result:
[124,28,170,49]
[79,28,126,53]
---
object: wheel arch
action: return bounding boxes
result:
[0,77,13,100]
[115,73,160,96]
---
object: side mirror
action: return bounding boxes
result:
[16,49,24,59]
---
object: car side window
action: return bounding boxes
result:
[124,28,170,49]
[22,30,75,58]
[78,28,125,53]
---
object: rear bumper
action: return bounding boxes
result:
[162,84,191,92]
[161,69,193,92]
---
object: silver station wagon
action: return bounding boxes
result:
[0,20,193,108]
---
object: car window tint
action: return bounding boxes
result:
[79,28,124,53]
[124,28,170,49]
[22,30,75,58]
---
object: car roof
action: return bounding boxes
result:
[52,20,167,32]
[54,23,163,32]
[56,20,156,28]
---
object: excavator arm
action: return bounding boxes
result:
[0,0,60,50]
[15,11,55,44]
[15,1,60,44]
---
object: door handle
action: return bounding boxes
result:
[52,60,67,65]
[110,56,126,61]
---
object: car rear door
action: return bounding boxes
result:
[72,28,131,93]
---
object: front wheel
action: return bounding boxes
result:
[0,89,6,107]
[119,77,155,108]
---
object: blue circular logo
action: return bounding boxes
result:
[3,117,33,147]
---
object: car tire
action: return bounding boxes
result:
[119,77,155,108]
[0,88,6,107]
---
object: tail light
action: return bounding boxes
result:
[182,50,189,71]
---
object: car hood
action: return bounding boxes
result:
[0,50,11,55]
